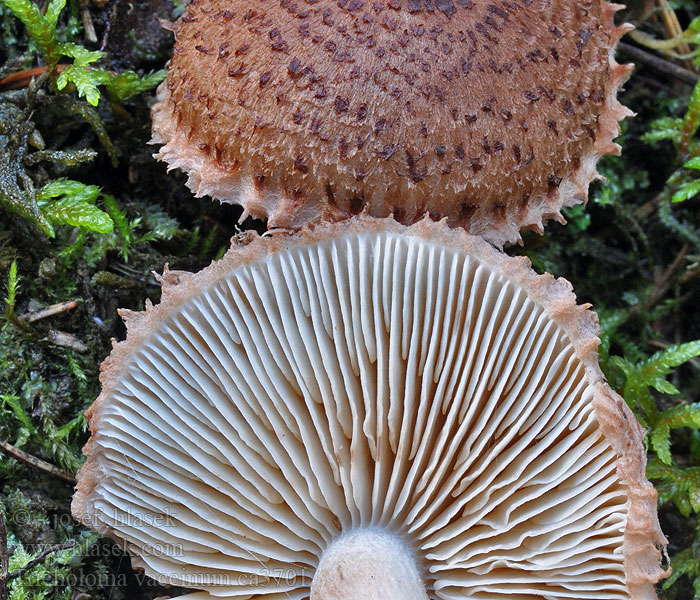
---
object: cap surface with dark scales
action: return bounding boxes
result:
[152,0,632,246]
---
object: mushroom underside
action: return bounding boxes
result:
[72,219,666,600]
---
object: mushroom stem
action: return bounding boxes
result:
[310,528,428,600]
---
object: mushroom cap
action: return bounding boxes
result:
[73,216,667,599]
[151,0,632,246]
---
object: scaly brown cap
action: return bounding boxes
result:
[152,0,632,246]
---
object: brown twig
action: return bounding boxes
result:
[618,42,699,86]
[80,0,97,44]
[19,300,79,324]
[0,65,67,91]
[656,0,695,71]
[634,191,664,221]
[45,330,89,353]
[0,440,75,484]
[7,541,76,581]
[631,244,690,316]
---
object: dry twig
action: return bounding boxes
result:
[656,0,695,70]
[45,330,89,353]
[630,243,690,316]
[0,65,67,91]
[0,440,75,483]
[8,541,76,581]
[619,42,698,86]
[80,0,97,44]
[20,300,78,324]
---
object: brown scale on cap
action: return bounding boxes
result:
[151,0,633,246]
